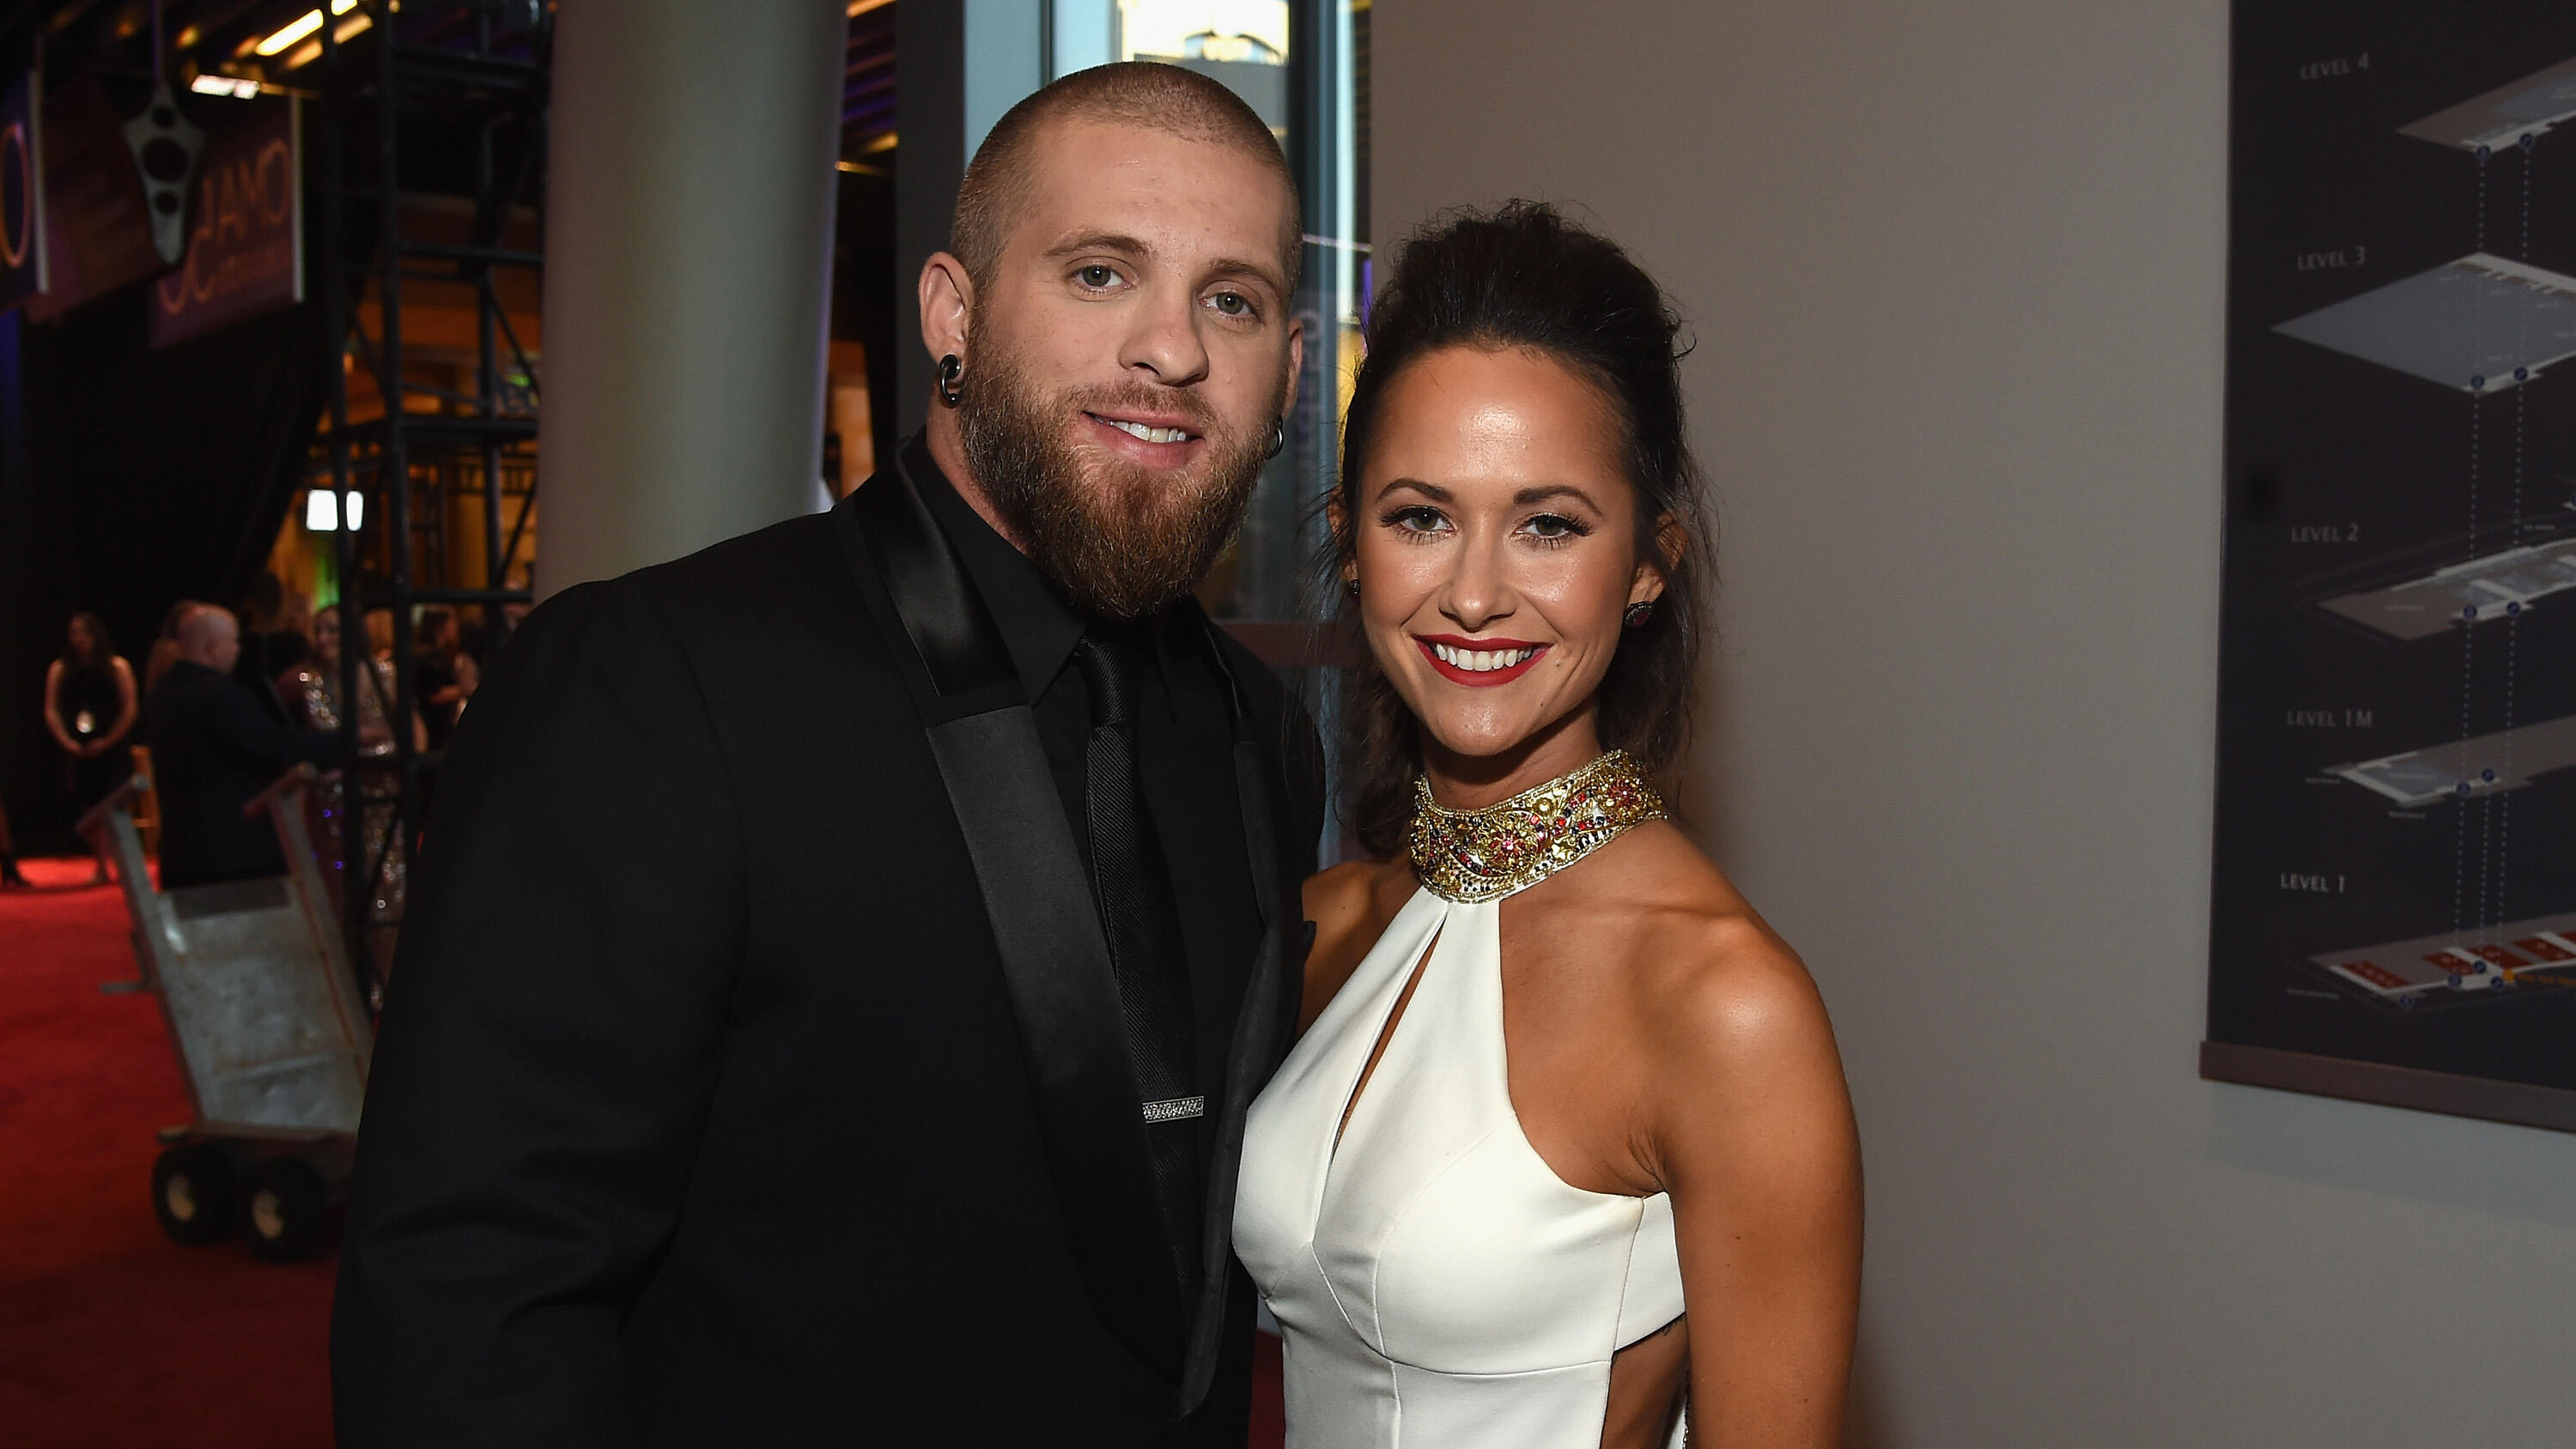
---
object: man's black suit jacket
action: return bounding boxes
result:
[331,470,1324,1446]
[146,660,348,888]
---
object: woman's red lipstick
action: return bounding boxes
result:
[1413,634,1548,688]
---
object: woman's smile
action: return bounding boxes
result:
[1413,634,1550,686]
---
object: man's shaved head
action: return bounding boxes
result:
[951,62,1300,294]
[177,604,234,651]
[176,603,240,673]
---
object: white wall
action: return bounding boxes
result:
[1373,3,2576,1445]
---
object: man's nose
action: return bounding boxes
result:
[1118,284,1211,389]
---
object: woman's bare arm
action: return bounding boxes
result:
[101,658,139,748]
[41,661,78,754]
[1650,923,1861,1446]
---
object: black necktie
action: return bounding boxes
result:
[1073,623,1204,1305]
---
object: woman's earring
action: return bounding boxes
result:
[1267,417,1287,460]
[1623,599,1656,628]
[937,355,964,409]
[1345,576,1360,599]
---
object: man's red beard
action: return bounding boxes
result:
[957,346,1279,620]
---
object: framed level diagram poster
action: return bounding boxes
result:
[2206,3,2576,1131]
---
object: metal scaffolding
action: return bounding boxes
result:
[311,0,547,998]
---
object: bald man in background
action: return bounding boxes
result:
[145,604,361,889]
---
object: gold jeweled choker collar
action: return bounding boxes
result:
[1407,750,1668,904]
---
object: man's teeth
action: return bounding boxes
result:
[1103,417,1194,445]
[1430,642,1538,672]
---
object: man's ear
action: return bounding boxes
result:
[1631,512,1686,605]
[919,251,975,363]
[1281,314,1305,419]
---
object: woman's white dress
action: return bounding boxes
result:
[1234,883,1687,1448]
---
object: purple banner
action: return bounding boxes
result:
[150,99,301,349]
[24,76,164,321]
[0,71,46,310]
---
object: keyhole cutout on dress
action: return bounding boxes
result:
[1332,927,1442,1154]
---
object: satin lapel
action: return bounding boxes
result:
[1175,637,1309,1416]
[837,449,1188,1378]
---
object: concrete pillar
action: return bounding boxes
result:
[537,0,848,598]
[896,0,1067,433]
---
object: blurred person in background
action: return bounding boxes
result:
[412,606,479,750]
[284,606,426,750]
[284,605,419,970]
[148,604,369,890]
[144,598,206,695]
[235,572,310,705]
[278,587,314,664]
[365,608,398,667]
[0,791,27,888]
[43,612,137,884]
[459,569,535,669]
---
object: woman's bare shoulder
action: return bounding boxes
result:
[1303,858,1381,927]
[1590,824,1837,1092]
[1645,909,1828,1064]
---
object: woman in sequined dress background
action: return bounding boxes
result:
[283,605,418,981]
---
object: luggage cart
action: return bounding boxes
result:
[79,766,374,1263]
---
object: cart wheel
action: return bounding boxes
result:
[152,1143,235,1246]
[239,1158,328,1263]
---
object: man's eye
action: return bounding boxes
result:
[1076,265,1119,288]
[1209,291,1252,318]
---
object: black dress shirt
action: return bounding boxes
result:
[914,448,1267,1134]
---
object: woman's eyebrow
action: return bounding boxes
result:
[1513,483,1604,510]
[1380,477,1454,502]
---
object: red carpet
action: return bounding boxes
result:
[0,858,337,1447]
[0,854,1285,1445]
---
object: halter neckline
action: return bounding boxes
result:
[1406,750,1668,904]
